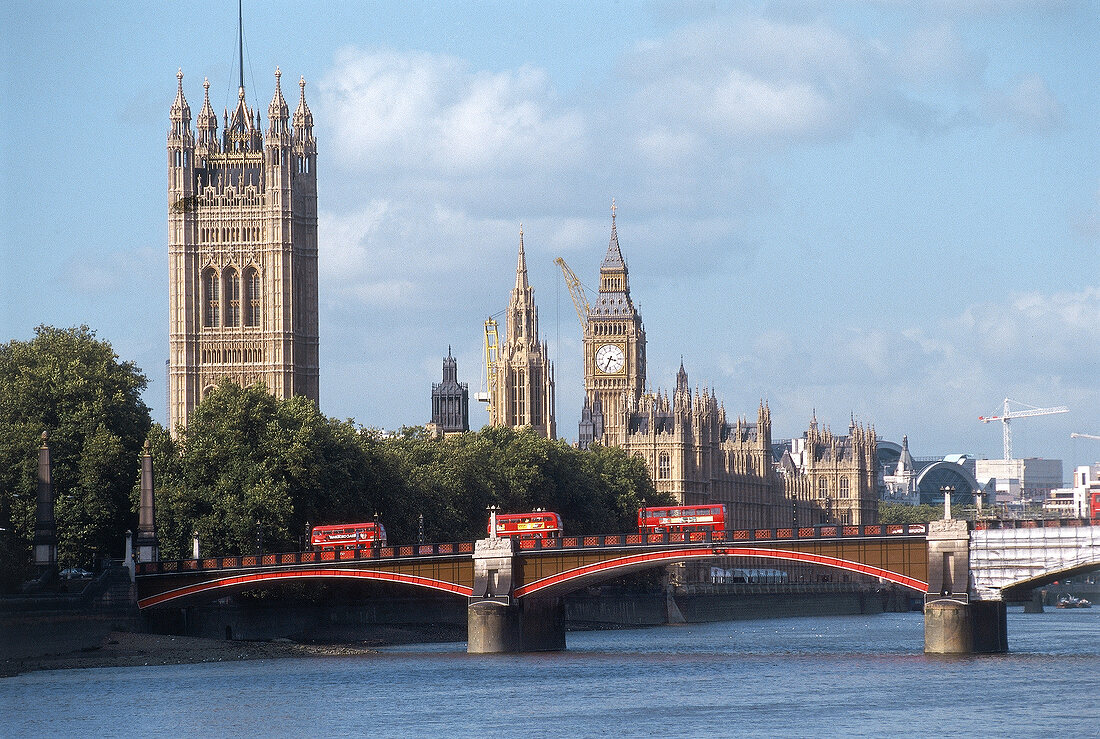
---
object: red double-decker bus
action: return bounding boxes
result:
[311,522,387,550]
[1090,491,1100,521]
[490,511,563,539]
[638,504,727,534]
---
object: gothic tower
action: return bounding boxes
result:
[167,68,319,432]
[489,228,556,439]
[582,203,646,445]
[430,347,470,435]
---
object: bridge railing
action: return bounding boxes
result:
[973,517,1097,530]
[515,523,929,551]
[135,540,475,576]
[136,522,933,575]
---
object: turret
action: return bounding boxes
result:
[167,69,195,204]
[168,69,192,145]
[293,76,316,174]
[196,78,219,151]
[267,68,290,140]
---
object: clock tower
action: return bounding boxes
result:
[582,203,646,445]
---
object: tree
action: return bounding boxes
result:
[0,325,151,587]
[151,381,393,559]
[878,501,966,524]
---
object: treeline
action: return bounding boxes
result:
[150,382,661,559]
[0,326,662,587]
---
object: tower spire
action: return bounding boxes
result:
[515,224,529,290]
[601,199,626,271]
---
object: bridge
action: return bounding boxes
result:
[31,438,1100,655]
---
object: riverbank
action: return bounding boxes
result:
[0,625,465,678]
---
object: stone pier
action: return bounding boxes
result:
[923,518,1007,654]
[466,537,566,653]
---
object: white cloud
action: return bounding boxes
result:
[319,48,586,176]
[983,74,1064,133]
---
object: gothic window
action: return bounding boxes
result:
[530,368,542,426]
[840,478,850,498]
[225,268,241,326]
[512,370,526,424]
[818,478,829,497]
[658,452,671,480]
[203,268,219,327]
[244,267,261,326]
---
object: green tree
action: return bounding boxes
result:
[878,501,966,524]
[0,325,151,586]
[152,381,393,558]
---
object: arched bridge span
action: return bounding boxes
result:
[511,530,929,599]
[136,547,474,609]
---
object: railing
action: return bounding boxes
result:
[973,517,1098,530]
[136,522,932,576]
[136,540,474,576]
[514,523,928,551]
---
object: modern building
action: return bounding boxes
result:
[429,348,469,436]
[975,458,1064,505]
[167,69,319,432]
[1044,464,1100,518]
[488,229,556,439]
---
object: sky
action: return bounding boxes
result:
[1,1,1098,476]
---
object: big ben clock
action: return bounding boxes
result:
[595,344,626,374]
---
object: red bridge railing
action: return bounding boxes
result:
[135,522,938,576]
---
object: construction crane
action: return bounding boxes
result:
[478,317,500,416]
[554,257,591,332]
[979,398,1068,460]
[1071,433,1100,441]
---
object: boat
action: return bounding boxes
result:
[1055,595,1092,608]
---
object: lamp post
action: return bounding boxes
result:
[941,486,955,520]
[254,519,264,556]
[639,498,646,534]
[487,505,499,540]
[418,513,425,544]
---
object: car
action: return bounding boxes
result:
[60,567,93,579]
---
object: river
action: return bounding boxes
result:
[4,608,1098,738]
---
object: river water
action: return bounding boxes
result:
[4,608,1099,738]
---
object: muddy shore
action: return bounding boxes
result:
[1,626,465,678]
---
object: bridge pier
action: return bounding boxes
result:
[466,537,566,653]
[923,519,1007,654]
[1023,590,1044,614]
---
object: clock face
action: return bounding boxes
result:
[595,344,626,374]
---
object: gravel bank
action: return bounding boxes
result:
[1,626,463,678]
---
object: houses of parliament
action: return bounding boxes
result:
[167,64,876,529]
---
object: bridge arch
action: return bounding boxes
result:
[998,558,1100,599]
[137,568,473,609]
[514,547,927,600]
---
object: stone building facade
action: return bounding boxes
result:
[488,230,556,439]
[612,363,828,530]
[429,348,469,436]
[167,69,319,432]
[777,416,879,526]
[574,207,861,530]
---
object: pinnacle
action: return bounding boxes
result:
[515,226,529,290]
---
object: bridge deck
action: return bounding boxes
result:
[136,523,931,608]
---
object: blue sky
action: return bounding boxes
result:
[2,1,1098,474]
